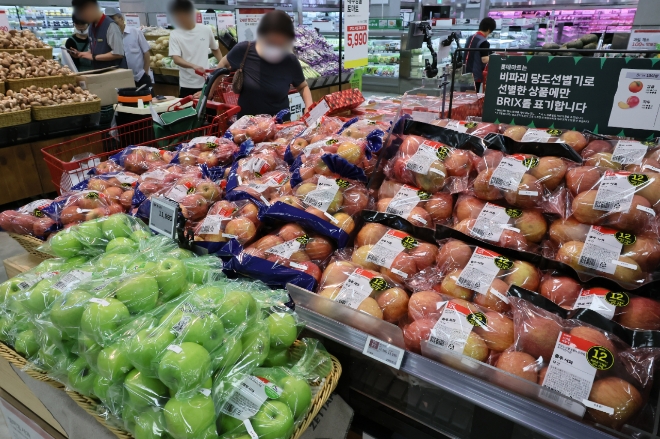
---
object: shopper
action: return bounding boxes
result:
[65,14,93,71]
[168,0,223,98]
[464,17,496,93]
[106,7,153,90]
[71,0,126,69]
[217,10,313,118]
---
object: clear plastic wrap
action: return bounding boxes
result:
[109,145,176,175]
[273,121,306,143]
[376,179,454,227]
[498,124,588,153]
[431,119,500,138]
[191,199,261,245]
[228,114,278,144]
[0,199,57,238]
[227,149,289,191]
[44,190,123,227]
[177,135,239,167]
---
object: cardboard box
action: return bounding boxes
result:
[3,254,43,279]
[76,68,136,106]
[0,392,62,439]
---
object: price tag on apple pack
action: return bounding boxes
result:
[385,185,430,222]
[456,247,510,295]
[150,196,179,239]
[334,268,389,309]
[577,226,626,275]
[572,288,629,320]
[363,335,404,369]
[444,120,469,133]
[219,375,282,420]
[305,100,330,127]
[264,235,308,259]
[198,215,229,235]
[302,176,344,212]
[471,204,520,242]
[541,332,615,415]
[612,141,647,165]
[405,140,446,176]
[521,128,557,143]
[52,270,93,292]
[489,155,529,191]
[366,229,417,275]
[429,301,484,354]
[593,171,643,213]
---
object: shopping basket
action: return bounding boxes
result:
[41,71,240,194]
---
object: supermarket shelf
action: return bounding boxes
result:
[288,286,616,439]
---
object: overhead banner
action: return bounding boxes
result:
[343,0,369,69]
[482,55,660,139]
[236,8,273,42]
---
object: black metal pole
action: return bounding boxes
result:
[448,51,456,119]
[338,0,343,91]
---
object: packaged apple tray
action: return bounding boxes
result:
[0,214,340,439]
[4,108,660,436]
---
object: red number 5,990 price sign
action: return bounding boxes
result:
[347,25,367,48]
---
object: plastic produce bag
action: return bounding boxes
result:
[377,179,454,228]
[190,199,261,247]
[228,114,278,144]
[431,119,499,138]
[108,145,176,175]
[176,135,239,167]
[0,199,57,238]
[497,123,588,154]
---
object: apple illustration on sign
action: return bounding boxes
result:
[629,80,643,93]
[619,96,640,109]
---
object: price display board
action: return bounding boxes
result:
[0,11,9,32]
[156,13,168,28]
[124,13,140,29]
[627,29,660,50]
[149,196,179,239]
[343,0,369,68]
[236,8,273,42]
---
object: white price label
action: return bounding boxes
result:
[52,270,93,292]
[150,196,179,239]
[385,185,428,219]
[572,288,622,320]
[220,376,282,420]
[429,301,481,353]
[411,111,437,123]
[366,229,415,271]
[166,184,191,202]
[305,100,330,127]
[578,226,624,275]
[405,141,445,176]
[489,155,530,191]
[471,203,517,242]
[198,215,228,235]
[521,128,556,143]
[302,176,342,212]
[265,236,306,260]
[362,335,404,369]
[115,173,138,185]
[167,344,183,354]
[456,248,507,295]
[17,199,51,215]
[593,171,641,213]
[334,268,388,309]
[612,141,647,165]
[445,120,469,133]
[142,169,167,181]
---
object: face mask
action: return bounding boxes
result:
[76,28,88,36]
[260,43,289,64]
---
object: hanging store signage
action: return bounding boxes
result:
[627,29,660,50]
[288,92,305,122]
[156,13,168,28]
[216,13,235,32]
[343,0,369,69]
[124,13,140,29]
[482,55,660,139]
[0,11,9,32]
[236,8,273,42]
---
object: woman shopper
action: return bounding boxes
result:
[65,14,93,71]
[218,10,313,118]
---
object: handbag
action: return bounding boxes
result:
[231,42,251,94]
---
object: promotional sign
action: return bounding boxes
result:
[236,8,273,42]
[216,13,235,32]
[201,12,217,35]
[0,11,10,32]
[0,398,56,439]
[288,92,305,121]
[156,13,168,28]
[124,13,140,29]
[627,29,660,50]
[343,0,369,69]
[482,55,660,139]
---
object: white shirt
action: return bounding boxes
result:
[169,24,219,88]
[122,26,150,81]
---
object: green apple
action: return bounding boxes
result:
[59,255,90,271]
[97,343,133,381]
[164,393,215,439]
[210,335,242,373]
[153,258,187,302]
[106,237,138,254]
[76,220,104,246]
[191,285,226,309]
[263,348,290,367]
[131,229,153,243]
[122,403,140,433]
[37,343,64,371]
[185,257,223,285]
[21,278,60,315]
[278,375,312,419]
[40,319,68,347]
[134,407,166,439]
[168,248,194,260]
[157,342,211,394]
[240,331,270,368]
[115,274,159,314]
[0,315,13,343]
[80,297,130,345]
[50,231,83,258]
[78,333,102,369]
[127,328,176,376]
[169,377,212,398]
[0,277,26,303]
[124,369,169,410]
[266,313,298,349]
[14,329,39,358]
[67,357,97,396]
[218,413,245,436]
[50,289,92,338]
[116,314,158,339]
[163,308,224,352]
[199,424,220,439]
[217,291,257,331]
[101,214,134,239]
[97,253,137,277]
[92,375,114,401]
[252,400,294,439]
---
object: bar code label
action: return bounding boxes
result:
[334,268,388,309]
[247,182,270,193]
[612,141,646,165]
[521,128,558,143]
[572,288,623,320]
[385,184,429,219]
[362,335,404,369]
[198,215,229,235]
[593,171,644,213]
[52,270,93,292]
[471,203,520,242]
[302,176,344,212]
[170,315,192,335]
[244,157,269,177]
[542,332,613,405]
[142,169,167,181]
[577,226,623,275]
[366,229,417,270]
[265,235,309,260]
[115,173,138,185]
[429,301,484,354]
[405,140,448,176]
[445,120,469,133]
[166,184,194,203]
[489,155,529,191]
[219,375,282,420]
[456,247,509,295]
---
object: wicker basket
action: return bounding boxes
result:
[151,66,162,75]
[1,47,53,58]
[160,67,179,77]
[7,75,78,91]
[0,108,31,127]
[0,82,5,94]
[32,98,101,121]
[149,48,169,57]
[8,233,52,260]
[145,34,167,41]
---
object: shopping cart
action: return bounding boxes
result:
[42,69,240,194]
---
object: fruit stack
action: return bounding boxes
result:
[0,213,333,439]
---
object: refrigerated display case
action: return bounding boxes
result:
[0,6,21,31]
